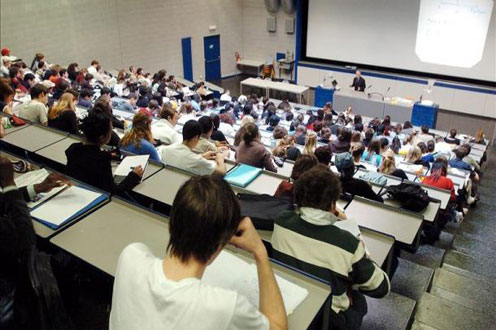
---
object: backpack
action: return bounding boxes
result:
[238,194,294,230]
[382,183,431,212]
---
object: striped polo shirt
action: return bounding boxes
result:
[271,208,390,314]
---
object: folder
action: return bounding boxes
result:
[225,164,262,188]
[30,185,108,229]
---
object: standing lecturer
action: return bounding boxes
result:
[351,70,366,91]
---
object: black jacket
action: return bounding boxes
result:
[65,143,140,196]
[48,110,79,135]
[351,77,366,91]
[340,177,383,203]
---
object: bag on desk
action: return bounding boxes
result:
[382,183,430,212]
[10,115,26,126]
[238,193,294,230]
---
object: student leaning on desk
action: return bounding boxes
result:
[110,176,288,330]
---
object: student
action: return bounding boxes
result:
[48,92,79,135]
[336,152,384,203]
[272,126,288,141]
[160,120,226,176]
[361,139,382,167]
[416,125,435,145]
[117,92,138,113]
[21,73,36,92]
[78,88,93,108]
[420,140,436,163]
[405,146,429,169]
[9,67,27,94]
[120,113,160,161]
[319,127,331,144]
[302,131,317,155]
[294,125,307,146]
[177,103,196,125]
[449,147,472,172]
[274,154,318,202]
[379,137,389,155]
[15,83,49,125]
[30,53,45,71]
[139,99,160,118]
[266,115,280,132]
[193,116,221,154]
[110,176,287,330]
[351,142,366,169]
[461,144,480,173]
[65,112,144,195]
[234,118,254,147]
[235,123,277,173]
[67,62,79,81]
[363,128,374,148]
[0,78,15,114]
[217,113,235,138]
[272,166,389,329]
[471,129,485,145]
[151,104,182,146]
[379,150,408,180]
[444,128,460,145]
[314,145,332,166]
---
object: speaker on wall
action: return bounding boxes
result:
[267,17,277,32]
[285,18,295,34]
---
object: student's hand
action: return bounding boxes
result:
[202,151,216,160]
[334,208,347,220]
[0,156,15,188]
[34,172,72,193]
[132,165,144,178]
[215,151,225,163]
[229,217,267,260]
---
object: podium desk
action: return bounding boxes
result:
[1,125,67,152]
[345,197,423,247]
[51,198,331,330]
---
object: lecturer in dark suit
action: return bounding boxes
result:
[351,70,366,91]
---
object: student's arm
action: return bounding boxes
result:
[40,105,48,126]
[213,152,227,175]
[230,218,288,330]
[262,149,278,173]
[66,111,79,135]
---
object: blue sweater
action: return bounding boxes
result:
[121,139,160,162]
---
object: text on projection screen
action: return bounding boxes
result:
[415,0,494,68]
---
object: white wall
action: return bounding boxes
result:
[0,0,242,79]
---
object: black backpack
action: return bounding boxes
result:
[238,194,294,230]
[382,183,431,212]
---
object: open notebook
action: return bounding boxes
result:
[202,250,308,315]
[14,169,66,209]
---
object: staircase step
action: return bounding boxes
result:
[399,244,445,269]
[443,249,496,280]
[452,232,495,259]
[432,231,454,250]
[429,286,487,313]
[431,268,496,306]
[414,293,494,330]
[391,258,433,302]
[410,320,439,330]
[441,263,496,282]
[362,292,415,330]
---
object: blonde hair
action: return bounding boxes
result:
[474,129,484,143]
[303,131,317,155]
[240,115,254,126]
[380,150,396,175]
[405,146,422,163]
[120,112,153,148]
[48,93,75,120]
[272,136,295,157]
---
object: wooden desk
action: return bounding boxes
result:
[345,197,423,247]
[1,125,67,152]
[237,59,265,76]
[50,198,331,330]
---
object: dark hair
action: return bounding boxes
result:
[242,122,259,145]
[364,128,374,141]
[380,137,389,149]
[294,166,341,211]
[403,121,413,129]
[455,146,468,159]
[427,140,435,152]
[210,113,220,129]
[376,124,385,135]
[182,119,202,140]
[462,143,471,154]
[338,127,352,142]
[430,158,448,180]
[352,142,365,159]
[314,146,332,165]
[421,125,429,134]
[8,66,19,79]
[273,126,288,139]
[30,83,48,99]
[320,127,331,139]
[367,139,381,155]
[291,154,318,180]
[90,100,112,116]
[417,142,427,153]
[382,115,391,126]
[23,73,35,82]
[80,112,111,144]
[354,114,362,125]
[198,116,214,135]
[449,128,457,138]
[37,61,45,69]
[160,103,175,121]
[90,60,99,66]
[243,102,253,115]
[80,88,93,99]
[0,78,15,101]
[167,176,241,263]
[85,73,93,81]
[100,87,111,96]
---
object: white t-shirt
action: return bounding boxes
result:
[152,119,182,146]
[160,143,216,176]
[219,122,235,137]
[178,113,197,125]
[110,243,269,330]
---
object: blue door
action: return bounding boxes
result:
[204,35,221,81]
[181,37,193,81]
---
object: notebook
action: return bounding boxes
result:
[14,168,67,209]
[202,250,308,315]
[31,185,107,229]
[114,155,149,182]
[225,164,262,188]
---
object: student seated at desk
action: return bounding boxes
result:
[120,113,160,161]
[330,128,352,154]
[151,103,182,146]
[272,166,389,329]
[48,92,79,135]
[236,123,277,173]
[461,144,481,173]
[351,142,366,170]
[110,176,287,330]
[217,113,235,139]
[177,103,196,125]
[210,114,228,143]
[66,112,144,195]
[314,145,332,166]
[302,131,317,155]
[444,128,460,145]
[449,146,479,184]
[361,139,382,167]
[415,125,435,145]
[0,78,15,114]
[89,101,121,147]
[78,88,93,109]
[379,150,408,180]
[15,83,49,125]
[193,116,228,154]
[471,129,486,145]
[405,146,429,169]
[234,117,254,146]
[274,154,318,202]
[160,120,226,176]
[336,153,384,203]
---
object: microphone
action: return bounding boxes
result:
[366,84,373,90]
[384,86,391,98]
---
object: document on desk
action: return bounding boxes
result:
[31,185,107,229]
[114,155,149,178]
[202,250,308,315]
[14,169,67,209]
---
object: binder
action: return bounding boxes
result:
[225,164,262,188]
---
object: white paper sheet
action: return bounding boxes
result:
[114,155,149,177]
[30,186,102,226]
[202,250,308,315]
[14,169,67,208]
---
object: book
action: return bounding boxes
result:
[202,250,308,315]
[30,185,107,229]
[225,164,262,188]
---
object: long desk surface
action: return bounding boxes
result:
[1,124,68,152]
[50,199,331,330]
[345,197,423,246]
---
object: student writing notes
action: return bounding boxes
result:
[110,176,287,330]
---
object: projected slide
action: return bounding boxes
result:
[304,0,496,84]
[416,0,494,68]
